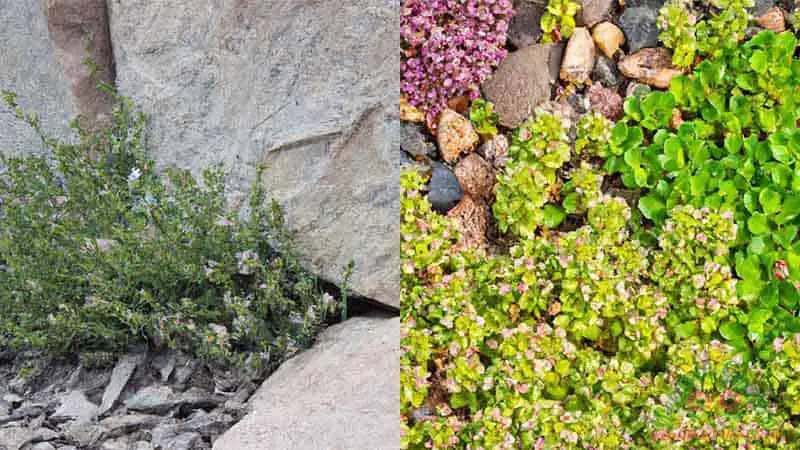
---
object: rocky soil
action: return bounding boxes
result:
[0,348,253,450]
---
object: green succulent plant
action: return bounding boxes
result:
[493,111,572,236]
[468,98,500,138]
[540,0,580,43]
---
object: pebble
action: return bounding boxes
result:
[618,6,660,53]
[436,109,479,162]
[427,162,463,214]
[454,154,495,201]
[593,55,622,87]
[592,22,624,59]
[578,0,616,27]
[560,28,595,84]
[508,1,545,48]
[447,196,490,249]
[618,48,683,89]
[400,123,435,158]
[755,6,786,32]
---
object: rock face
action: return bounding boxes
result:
[105,0,398,308]
[0,0,398,309]
[482,43,564,128]
[0,0,75,155]
[47,0,116,131]
[213,317,400,450]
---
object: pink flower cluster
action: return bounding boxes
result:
[400,0,514,126]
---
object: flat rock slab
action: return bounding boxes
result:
[108,0,399,308]
[213,316,399,450]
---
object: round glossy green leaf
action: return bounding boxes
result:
[720,321,746,341]
[759,188,782,215]
[542,204,566,228]
[639,195,665,221]
[748,213,770,235]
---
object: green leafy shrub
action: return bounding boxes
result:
[540,0,580,43]
[610,30,800,361]
[0,93,337,368]
[657,0,753,68]
[493,111,571,236]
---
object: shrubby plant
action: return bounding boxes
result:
[575,111,612,157]
[400,0,514,126]
[468,99,500,139]
[657,0,752,67]
[611,30,800,361]
[0,92,337,369]
[493,111,572,236]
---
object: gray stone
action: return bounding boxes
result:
[593,55,622,87]
[212,317,399,450]
[749,0,776,17]
[97,413,162,439]
[98,353,143,416]
[0,427,58,450]
[150,350,185,383]
[508,2,545,48]
[99,437,131,450]
[51,391,97,423]
[160,432,202,450]
[427,162,462,214]
[181,410,236,437]
[578,0,615,27]
[29,443,56,450]
[625,0,665,7]
[618,7,660,53]
[0,0,74,156]
[124,386,221,414]
[2,394,23,408]
[130,443,154,450]
[107,0,398,308]
[482,44,564,128]
[57,446,78,450]
[400,123,434,157]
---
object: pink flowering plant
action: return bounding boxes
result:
[400,0,514,126]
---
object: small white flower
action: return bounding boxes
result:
[128,167,142,182]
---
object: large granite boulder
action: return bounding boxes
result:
[109,0,399,308]
[0,0,75,155]
[0,1,398,308]
[212,316,400,450]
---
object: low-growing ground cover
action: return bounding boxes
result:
[400,0,800,444]
[0,92,340,372]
